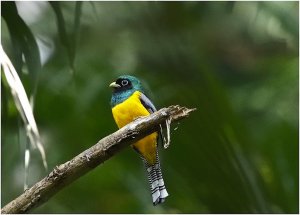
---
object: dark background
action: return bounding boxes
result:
[1,1,298,213]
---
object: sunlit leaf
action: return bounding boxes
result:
[0,46,47,171]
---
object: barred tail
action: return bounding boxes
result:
[142,152,169,205]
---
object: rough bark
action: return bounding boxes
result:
[1,105,196,214]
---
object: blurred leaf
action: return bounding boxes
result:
[2,1,42,99]
[49,1,83,73]
[260,2,298,41]
[73,2,83,52]
[1,78,8,122]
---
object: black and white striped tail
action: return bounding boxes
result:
[142,151,169,205]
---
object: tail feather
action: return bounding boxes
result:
[142,151,169,205]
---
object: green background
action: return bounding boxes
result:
[1,1,298,213]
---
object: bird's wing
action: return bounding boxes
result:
[139,92,164,146]
[140,92,157,113]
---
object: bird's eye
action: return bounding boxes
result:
[121,80,129,86]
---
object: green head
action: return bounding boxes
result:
[109,75,144,107]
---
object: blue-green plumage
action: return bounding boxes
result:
[110,75,144,107]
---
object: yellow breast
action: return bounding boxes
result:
[112,91,157,164]
[112,91,150,127]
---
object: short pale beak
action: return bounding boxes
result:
[109,82,121,88]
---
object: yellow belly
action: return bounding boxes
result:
[112,91,157,165]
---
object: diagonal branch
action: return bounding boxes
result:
[1,105,196,214]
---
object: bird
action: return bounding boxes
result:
[109,75,169,205]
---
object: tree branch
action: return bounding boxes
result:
[1,105,196,214]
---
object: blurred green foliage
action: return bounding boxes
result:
[1,1,298,213]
